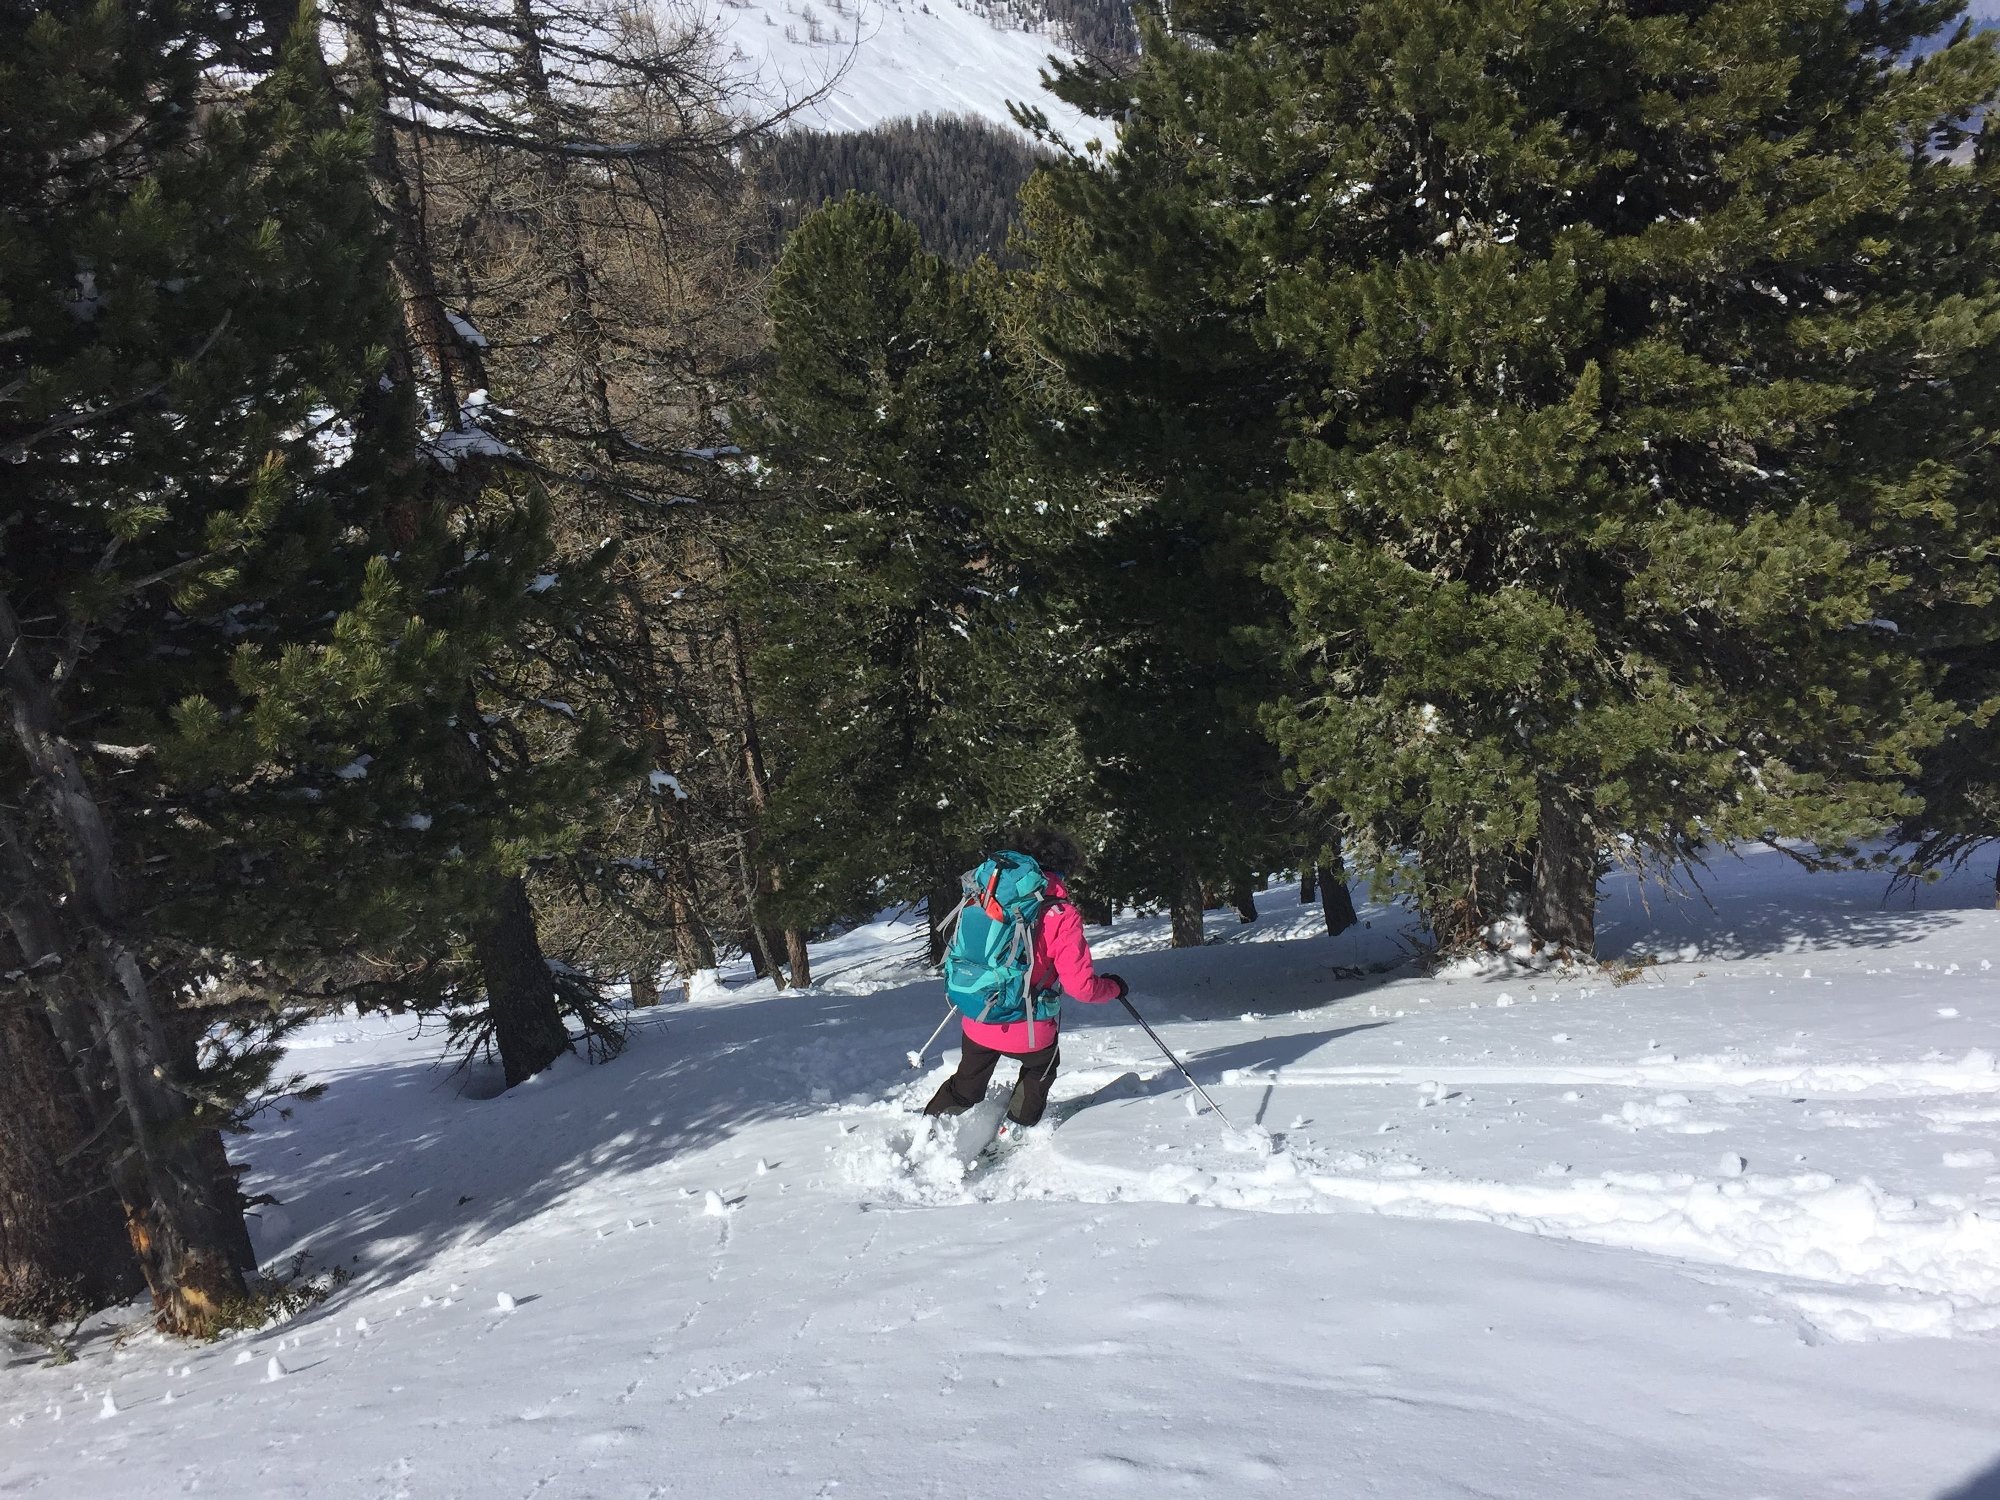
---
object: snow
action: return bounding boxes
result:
[720,0,1106,145]
[443,310,489,349]
[10,848,2000,1495]
[423,425,515,470]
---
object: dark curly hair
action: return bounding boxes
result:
[1007,827,1083,875]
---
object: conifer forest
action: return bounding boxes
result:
[4,0,2000,1412]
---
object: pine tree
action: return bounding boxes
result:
[1047,0,2000,955]
[0,0,408,1330]
[1898,120,2000,906]
[740,196,1022,939]
[1008,76,1302,946]
[0,0,636,1326]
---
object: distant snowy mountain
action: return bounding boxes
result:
[716,0,1113,146]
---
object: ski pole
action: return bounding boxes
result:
[1119,995,1234,1128]
[908,1006,957,1069]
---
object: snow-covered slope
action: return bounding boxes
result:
[10,849,2000,1497]
[718,0,1109,144]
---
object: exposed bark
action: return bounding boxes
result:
[731,832,786,987]
[783,927,812,989]
[342,0,485,420]
[1316,828,1359,937]
[164,1011,258,1277]
[1317,864,1359,937]
[1299,866,1317,903]
[622,584,719,981]
[722,616,800,988]
[439,692,574,1082]
[471,874,572,1086]
[0,983,144,1320]
[628,966,660,1008]
[1229,876,1258,924]
[1169,859,1205,949]
[510,0,615,442]
[1528,784,1600,957]
[0,589,249,1334]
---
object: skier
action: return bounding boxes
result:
[924,829,1126,1145]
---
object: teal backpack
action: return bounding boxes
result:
[940,851,1060,1047]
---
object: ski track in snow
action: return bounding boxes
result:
[11,846,2000,1498]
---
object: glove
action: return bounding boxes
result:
[1103,973,1128,1001]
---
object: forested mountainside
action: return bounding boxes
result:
[749,114,1047,265]
[1031,0,1137,54]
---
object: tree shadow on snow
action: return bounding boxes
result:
[1596,850,1991,961]
[1050,1023,1391,1100]
[1178,1023,1392,1084]
[239,977,966,1309]
[1938,1454,2000,1499]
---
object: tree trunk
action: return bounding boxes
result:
[628,966,661,1008]
[1528,785,1599,957]
[1169,860,1205,949]
[784,927,812,989]
[621,581,718,986]
[0,590,249,1334]
[668,882,716,982]
[0,984,144,1320]
[1316,827,1360,937]
[510,0,616,442]
[927,879,961,967]
[472,875,571,1086]
[732,832,787,989]
[722,615,800,988]
[164,1011,258,1277]
[1299,866,1317,903]
[343,0,485,421]
[1316,865,1358,937]
[1229,876,1258,924]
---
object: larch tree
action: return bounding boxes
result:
[324,0,820,998]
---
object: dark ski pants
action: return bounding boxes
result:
[924,1034,1061,1127]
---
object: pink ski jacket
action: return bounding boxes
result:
[960,875,1120,1053]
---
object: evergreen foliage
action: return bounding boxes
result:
[1898,118,2000,903]
[740,196,1026,923]
[1,0,636,1322]
[1040,0,2000,953]
[0,0,430,1330]
[1003,85,1303,943]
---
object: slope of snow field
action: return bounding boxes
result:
[715,0,1106,143]
[6,847,2000,1497]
